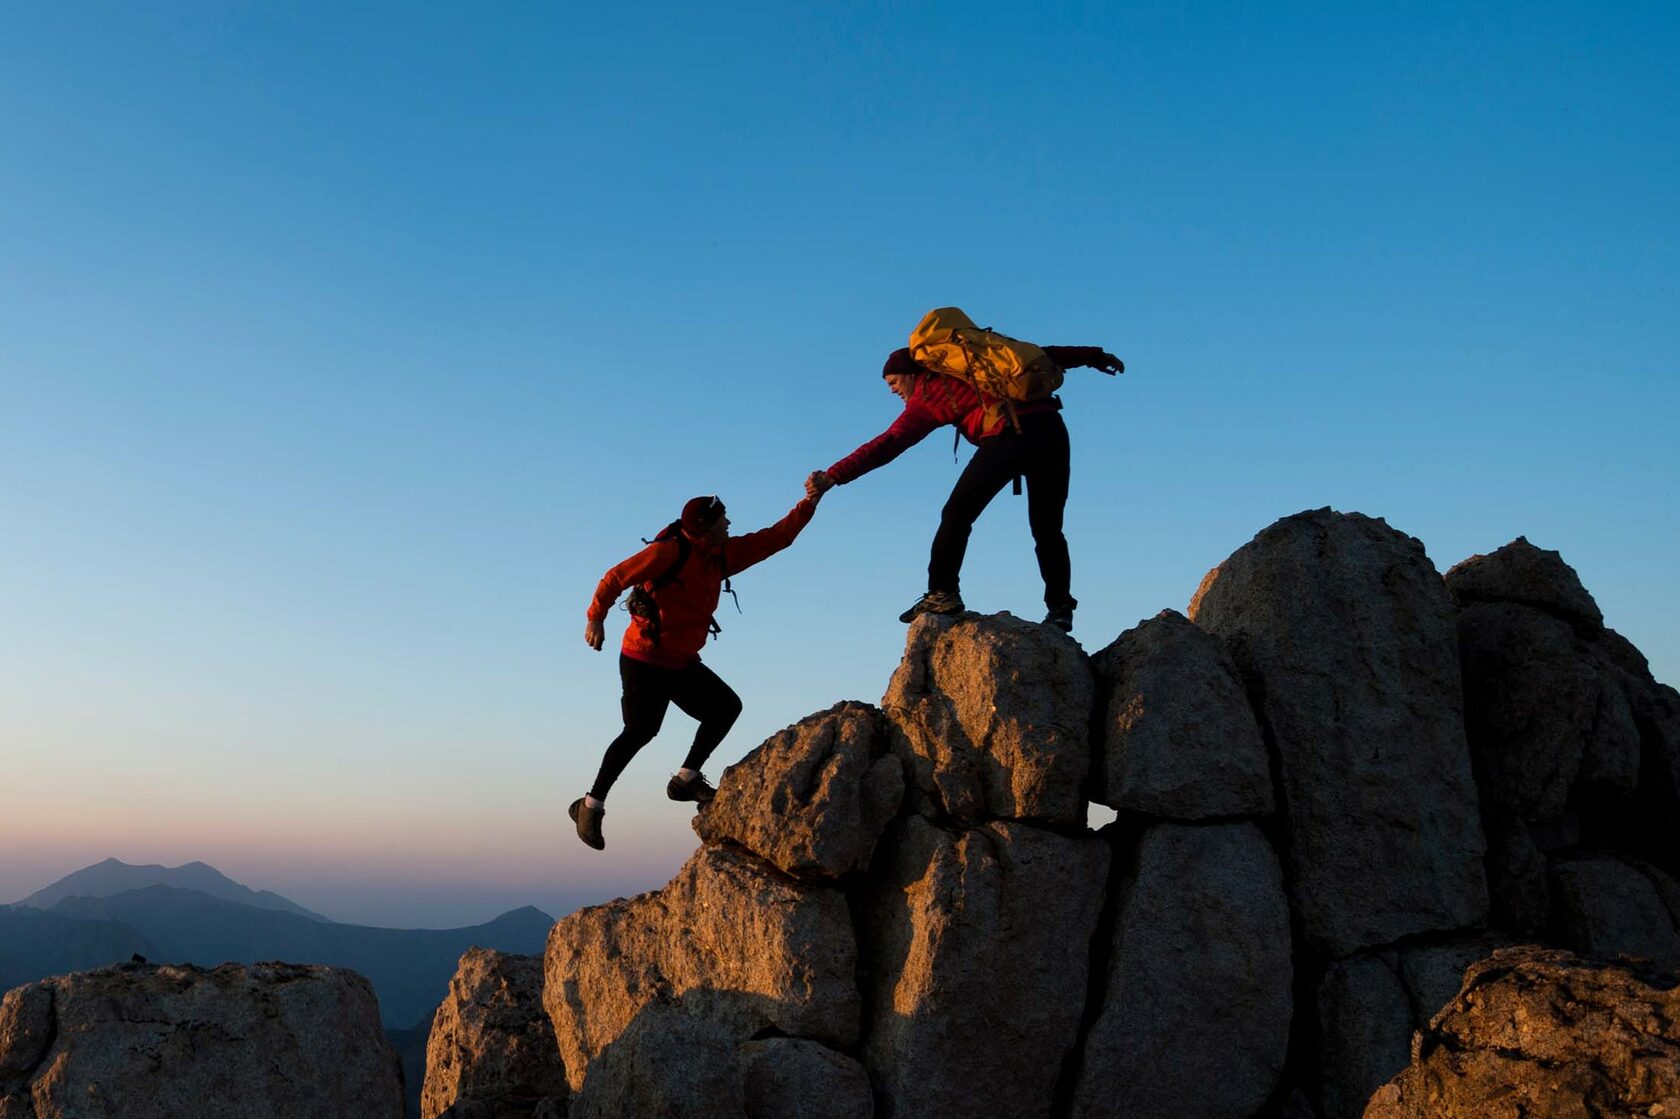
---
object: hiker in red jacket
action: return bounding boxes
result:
[808,343,1121,632]
[572,486,823,850]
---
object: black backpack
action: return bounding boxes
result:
[621,522,736,645]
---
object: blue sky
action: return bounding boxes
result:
[2,2,1676,927]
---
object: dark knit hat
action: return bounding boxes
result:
[681,495,727,535]
[883,348,921,379]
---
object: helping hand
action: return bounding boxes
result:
[585,619,605,651]
[1093,351,1124,375]
[805,470,835,500]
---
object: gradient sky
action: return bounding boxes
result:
[2,3,1676,927]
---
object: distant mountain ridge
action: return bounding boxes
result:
[14,857,331,923]
[46,885,552,1026]
[0,904,157,991]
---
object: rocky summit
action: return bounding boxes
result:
[8,509,1680,1119]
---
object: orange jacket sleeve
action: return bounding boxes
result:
[587,538,683,623]
[723,497,818,576]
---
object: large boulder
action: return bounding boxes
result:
[694,701,904,880]
[1457,602,1604,817]
[1443,536,1604,631]
[567,1002,741,1119]
[1364,946,1680,1118]
[856,815,1108,1119]
[1188,509,1489,955]
[421,949,567,1119]
[543,844,858,1092]
[738,1038,873,1119]
[883,612,1092,825]
[1090,610,1274,819]
[1550,855,1680,969]
[1316,953,1414,1119]
[1071,821,1291,1119]
[0,962,402,1119]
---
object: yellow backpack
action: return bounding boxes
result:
[907,307,1064,431]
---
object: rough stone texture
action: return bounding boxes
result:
[1397,935,1508,1026]
[693,701,904,880]
[1458,601,1613,817]
[421,949,567,1119]
[0,962,401,1119]
[1317,953,1414,1119]
[1188,509,1489,955]
[1443,535,1605,631]
[1090,610,1274,819]
[883,612,1092,825]
[1071,821,1291,1119]
[543,844,857,1093]
[738,1038,873,1119]
[0,987,52,1082]
[1482,813,1551,936]
[1550,855,1680,969]
[1364,946,1680,1119]
[567,1002,742,1119]
[857,815,1108,1119]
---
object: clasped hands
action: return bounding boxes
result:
[804,470,834,500]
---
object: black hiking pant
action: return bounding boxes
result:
[589,655,742,800]
[928,409,1073,609]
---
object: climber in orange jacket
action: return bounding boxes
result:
[571,484,823,850]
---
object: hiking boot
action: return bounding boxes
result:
[1043,603,1076,632]
[898,590,965,623]
[568,797,605,850]
[667,771,717,804]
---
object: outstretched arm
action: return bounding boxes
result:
[1043,345,1123,375]
[822,401,942,487]
[725,496,819,575]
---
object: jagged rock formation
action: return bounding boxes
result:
[12,509,1652,1117]
[1363,945,1680,1118]
[0,961,401,1119]
[508,512,1678,1118]
[421,949,565,1119]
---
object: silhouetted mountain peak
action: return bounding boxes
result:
[13,858,333,923]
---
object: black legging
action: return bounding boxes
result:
[589,655,743,800]
[928,409,1072,609]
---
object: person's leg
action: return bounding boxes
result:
[588,656,674,801]
[1021,413,1074,609]
[927,432,1025,594]
[666,661,743,774]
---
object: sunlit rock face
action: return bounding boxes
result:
[0,962,402,1119]
[856,815,1109,1119]
[541,844,858,1095]
[1364,946,1680,1119]
[883,611,1092,825]
[421,949,566,1119]
[693,701,903,881]
[1189,508,1489,956]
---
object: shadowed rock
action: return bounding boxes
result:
[856,815,1108,1119]
[1071,821,1291,1119]
[739,1038,873,1119]
[1316,953,1413,1119]
[1396,934,1508,1026]
[1550,854,1680,969]
[0,962,401,1119]
[421,949,566,1119]
[694,701,904,880]
[1364,946,1680,1118]
[1090,610,1273,819]
[1481,812,1551,936]
[1444,536,1604,631]
[567,1002,741,1119]
[1189,509,1488,955]
[1458,602,1609,817]
[543,845,857,1093]
[883,612,1092,825]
